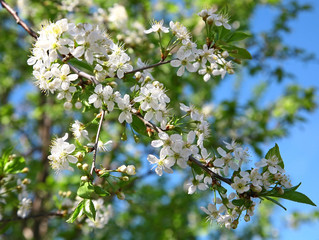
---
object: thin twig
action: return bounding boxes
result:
[0,212,64,223]
[90,110,105,175]
[125,60,172,76]
[0,0,38,39]
[132,112,233,186]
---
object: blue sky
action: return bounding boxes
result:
[252,0,319,239]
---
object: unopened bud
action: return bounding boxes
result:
[121,176,129,181]
[116,191,125,200]
[64,102,72,110]
[22,178,30,185]
[231,220,238,229]
[16,185,22,191]
[251,185,262,193]
[276,187,284,195]
[66,191,72,197]
[244,214,250,222]
[76,152,84,162]
[75,101,82,109]
[207,16,214,25]
[82,163,89,171]
[135,72,142,80]
[81,176,89,182]
[222,51,229,58]
[59,190,63,196]
[126,165,136,175]
[109,81,118,88]
[21,167,29,173]
[117,165,127,173]
[77,163,83,169]
[133,134,139,143]
[121,132,127,141]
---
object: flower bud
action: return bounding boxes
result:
[21,167,29,173]
[81,176,89,182]
[231,220,238,229]
[207,16,214,25]
[117,165,127,173]
[276,187,284,195]
[22,178,30,185]
[116,191,125,200]
[82,163,89,171]
[244,214,250,222]
[75,101,82,109]
[66,191,72,197]
[135,71,142,80]
[64,102,72,110]
[76,152,84,162]
[126,165,136,175]
[121,176,129,181]
[222,51,229,58]
[77,163,83,169]
[121,132,127,141]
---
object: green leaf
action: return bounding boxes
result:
[232,199,244,206]
[77,182,95,199]
[263,196,287,211]
[270,190,316,207]
[131,115,148,137]
[227,32,251,42]
[219,44,252,60]
[265,143,284,169]
[83,199,96,221]
[94,185,110,197]
[4,156,25,174]
[66,200,84,223]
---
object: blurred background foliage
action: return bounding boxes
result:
[0,0,317,239]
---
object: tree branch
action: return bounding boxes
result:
[0,0,38,39]
[132,111,233,186]
[0,212,64,223]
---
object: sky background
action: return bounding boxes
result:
[245,0,319,238]
[5,0,319,238]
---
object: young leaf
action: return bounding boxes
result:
[262,196,287,211]
[232,199,244,206]
[227,32,251,42]
[77,182,95,199]
[66,200,84,223]
[94,185,110,197]
[131,115,148,137]
[4,156,25,174]
[270,190,316,207]
[83,199,96,221]
[265,143,284,169]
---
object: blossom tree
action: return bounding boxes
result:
[0,0,317,239]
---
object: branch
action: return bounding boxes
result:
[124,60,172,76]
[0,211,64,223]
[0,0,38,39]
[132,111,233,186]
[90,110,105,175]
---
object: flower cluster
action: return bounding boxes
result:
[27,19,133,107]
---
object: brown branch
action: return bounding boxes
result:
[0,212,64,223]
[0,0,38,39]
[132,111,233,186]
[124,60,172,76]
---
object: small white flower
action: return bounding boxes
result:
[144,19,169,34]
[48,133,77,173]
[17,198,32,218]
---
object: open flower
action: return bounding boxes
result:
[144,19,169,34]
